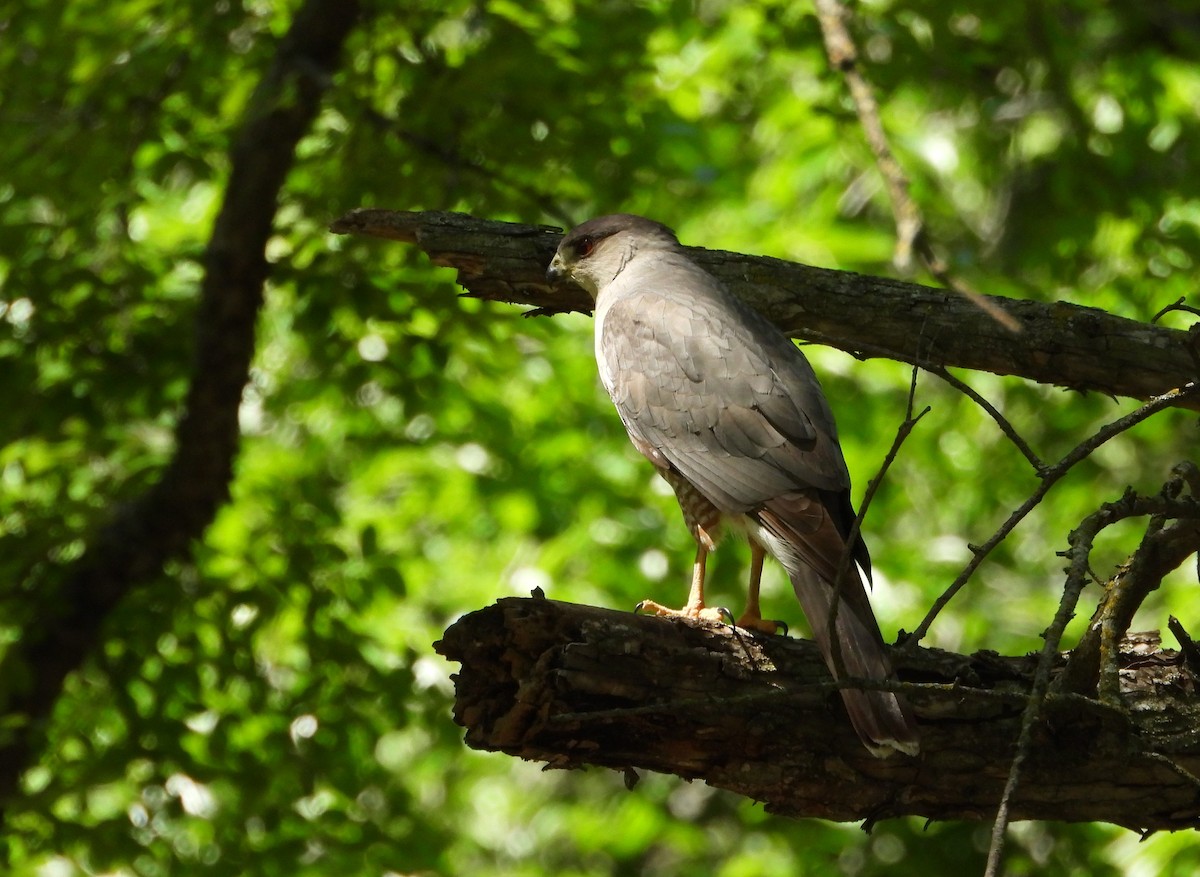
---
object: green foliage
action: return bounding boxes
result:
[2,0,1198,874]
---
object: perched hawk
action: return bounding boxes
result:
[546,213,918,757]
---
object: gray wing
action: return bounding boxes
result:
[599,270,851,515]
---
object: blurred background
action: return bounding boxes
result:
[2,0,1199,874]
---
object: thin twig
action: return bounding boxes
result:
[813,0,920,270]
[1151,297,1200,323]
[909,383,1199,646]
[827,366,929,675]
[983,578,1086,874]
[913,233,1019,333]
[812,0,1020,334]
[1168,616,1200,676]
[803,330,1044,472]
[363,107,579,229]
[927,366,1045,471]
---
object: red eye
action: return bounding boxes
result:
[575,236,595,257]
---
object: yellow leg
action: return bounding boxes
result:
[735,540,788,635]
[636,544,728,623]
[683,544,708,613]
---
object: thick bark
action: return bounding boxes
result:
[435,596,1200,831]
[0,0,363,816]
[330,208,1199,409]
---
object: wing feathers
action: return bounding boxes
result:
[601,289,847,510]
[594,246,917,755]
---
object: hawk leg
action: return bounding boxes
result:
[635,544,729,624]
[735,539,788,635]
[636,541,786,634]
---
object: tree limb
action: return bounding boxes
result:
[435,596,1200,832]
[330,209,1200,409]
[0,0,364,821]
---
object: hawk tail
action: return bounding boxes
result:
[790,561,920,757]
[756,505,920,758]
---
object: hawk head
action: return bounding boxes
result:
[546,213,678,298]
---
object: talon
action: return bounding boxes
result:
[716,606,736,626]
[635,599,728,625]
[733,612,790,636]
[635,599,676,617]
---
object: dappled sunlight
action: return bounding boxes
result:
[4,0,1198,874]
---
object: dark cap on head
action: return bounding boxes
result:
[559,214,678,251]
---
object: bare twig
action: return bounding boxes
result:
[927,366,1046,471]
[813,0,920,270]
[801,330,1045,471]
[984,574,1086,872]
[909,383,1200,646]
[812,0,1020,334]
[1152,297,1200,323]
[1168,616,1200,676]
[363,107,578,229]
[827,366,929,675]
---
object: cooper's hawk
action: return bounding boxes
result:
[546,214,919,757]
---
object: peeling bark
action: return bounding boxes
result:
[435,596,1200,831]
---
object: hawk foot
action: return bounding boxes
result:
[734,613,789,636]
[634,600,731,625]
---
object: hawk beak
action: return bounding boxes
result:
[546,252,567,283]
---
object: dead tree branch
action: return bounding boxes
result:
[330,209,1200,409]
[435,596,1200,831]
[813,0,922,271]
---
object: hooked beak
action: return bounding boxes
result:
[545,251,567,283]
